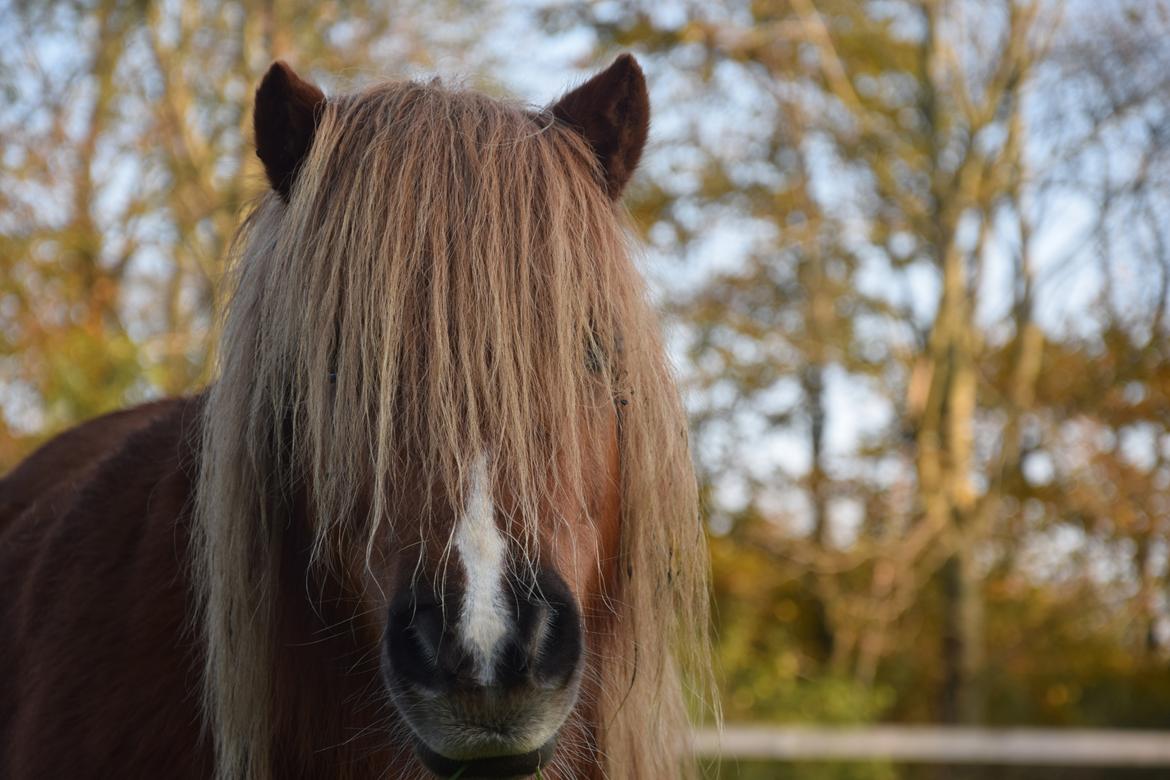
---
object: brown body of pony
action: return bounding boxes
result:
[0,56,710,779]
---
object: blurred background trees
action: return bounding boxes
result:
[0,0,494,460]
[3,0,1170,777]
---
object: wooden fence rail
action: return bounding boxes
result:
[692,725,1170,766]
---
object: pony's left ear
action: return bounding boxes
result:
[551,53,650,200]
[254,61,326,202]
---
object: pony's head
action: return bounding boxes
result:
[196,56,709,779]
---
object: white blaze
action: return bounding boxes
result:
[454,453,509,684]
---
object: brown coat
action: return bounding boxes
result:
[0,399,213,777]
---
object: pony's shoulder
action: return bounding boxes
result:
[0,395,211,777]
[0,396,203,527]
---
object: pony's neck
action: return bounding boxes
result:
[263,490,405,776]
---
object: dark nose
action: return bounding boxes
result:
[383,569,583,694]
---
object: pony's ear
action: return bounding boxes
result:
[254,61,325,202]
[551,54,649,200]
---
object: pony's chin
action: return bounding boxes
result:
[414,737,557,778]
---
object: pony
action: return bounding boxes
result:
[0,55,711,779]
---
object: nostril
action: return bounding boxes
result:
[520,602,552,663]
[532,595,582,687]
[385,601,447,689]
[497,575,583,690]
[496,600,548,686]
[410,608,442,664]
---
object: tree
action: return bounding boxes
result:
[547,0,1170,744]
[0,0,498,466]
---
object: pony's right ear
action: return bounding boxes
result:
[254,61,325,202]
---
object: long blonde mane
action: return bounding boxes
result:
[195,76,711,778]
